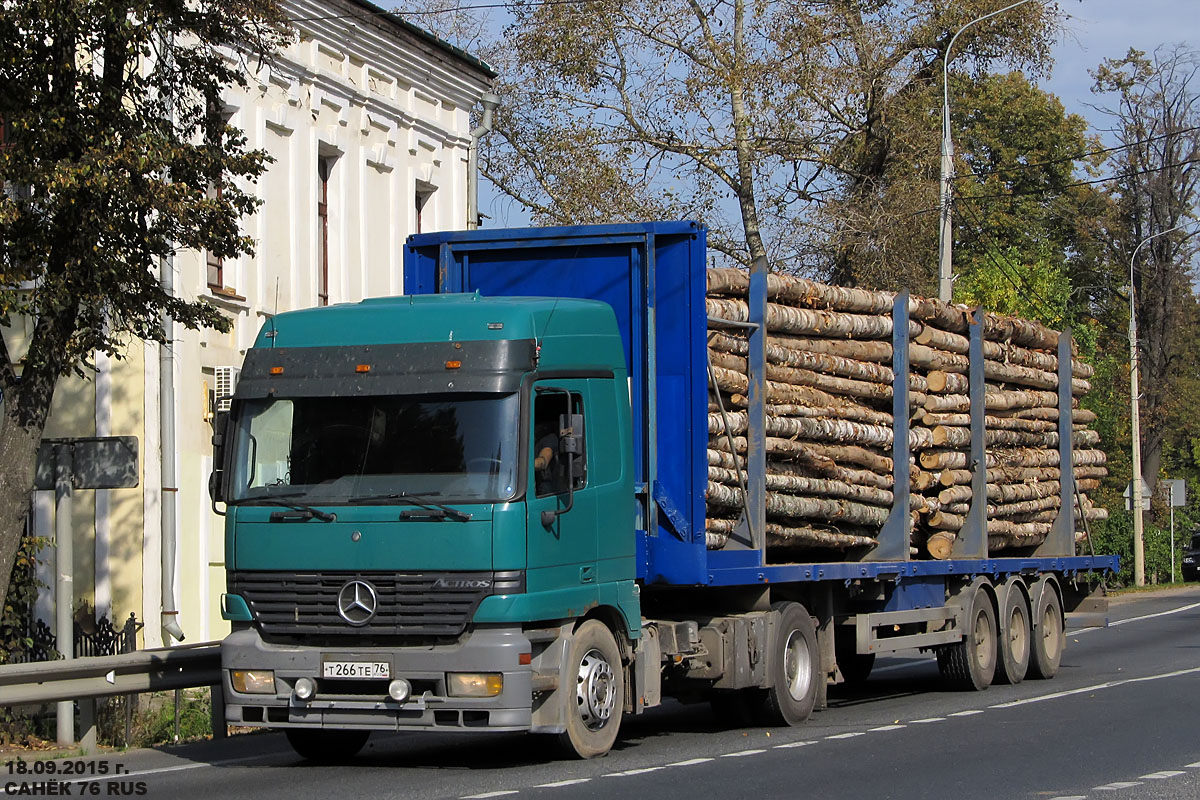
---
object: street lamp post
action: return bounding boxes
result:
[1128,223,1186,586]
[938,0,1037,302]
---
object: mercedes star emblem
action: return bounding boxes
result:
[337,580,378,626]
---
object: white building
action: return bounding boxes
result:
[30,0,497,646]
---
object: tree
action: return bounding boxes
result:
[1091,45,1200,503]
[0,1,288,610]
[484,0,1061,277]
[825,69,1107,296]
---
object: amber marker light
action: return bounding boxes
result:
[445,360,462,369]
[356,364,372,373]
[269,366,284,375]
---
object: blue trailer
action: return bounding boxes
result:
[214,220,1115,760]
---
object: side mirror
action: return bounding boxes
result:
[209,411,229,514]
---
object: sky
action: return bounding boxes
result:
[1044,0,1197,120]
[480,0,1198,228]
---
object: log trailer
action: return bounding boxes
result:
[211,221,1116,760]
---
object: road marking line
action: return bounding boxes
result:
[1094,782,1143,790]
[63,753,285,784]
[949,710,984,717]
[1140,771,1185,779]
[910,717,945,723]
[720,749,765,757]
[666,757,715,766]
[869,724,906,731]
[534,779,591,788]
[773,741,817,748]
[605,767,663,777]
[1187,762,1200,768]
[826,732,864,739]
[1071,601,1200,636]
[990,665,1200,709]
[462,793,519,799]
[1048,795,1087,800]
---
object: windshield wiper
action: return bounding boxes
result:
[348,491,472,522]
[231,494,337,522]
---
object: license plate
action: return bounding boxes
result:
[322,660,391,679]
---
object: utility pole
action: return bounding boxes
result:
[937,0,1037,302]
[1128,224,1187,586]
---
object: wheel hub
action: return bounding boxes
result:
[575,648,616,730]
[784,631,813,702]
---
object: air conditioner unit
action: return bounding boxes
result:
[215,366,241,412]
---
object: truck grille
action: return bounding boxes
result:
[227,570,523,638]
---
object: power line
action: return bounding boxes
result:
[952,125,1200,182]
[957,156,1200,201]
[952,187,1064,325]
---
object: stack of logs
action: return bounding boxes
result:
[704,268,1109,559]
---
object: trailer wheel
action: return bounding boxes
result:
[557,619,624,758]
[995,584,1031,685]
[285,729,370,761]
[1029,584,1065,680]
[937,586,996,691]
[759,602,819,726]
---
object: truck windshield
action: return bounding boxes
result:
[228,392,520,504]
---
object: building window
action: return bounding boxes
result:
[415,183,435,234]
[205,107,236,293]
[318,156,333,306]
[206,182,224,289]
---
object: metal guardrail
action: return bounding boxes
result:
[0,642,221,705]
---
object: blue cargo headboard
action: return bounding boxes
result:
[404,221,710,584]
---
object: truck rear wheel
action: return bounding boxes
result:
[285,728,370,761]
[1029,583,1065,679]
[995,583,1031,685]
[937,586,996,691]
[758,602,819,726]
[557,619,624,758]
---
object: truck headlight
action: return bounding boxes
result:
[447,673,503,697]
[231,669,276,694]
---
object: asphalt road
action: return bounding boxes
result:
[8,587,1200,800]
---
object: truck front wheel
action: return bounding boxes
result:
[759,602,819,726]
[285,729,370,762]
[558,619,624,758]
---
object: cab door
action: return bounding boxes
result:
[525,380,598,595]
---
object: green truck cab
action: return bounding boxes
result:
[214,294,640,758]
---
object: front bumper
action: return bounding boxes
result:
[221,626,533,731]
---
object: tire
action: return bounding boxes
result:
[937,586,997,691]
[758,602,819,726]
[835,627,875,686]
[994,584,1031,686]
[285,728,371,761]
[557,619,624,759]
[1029,583,1065,680]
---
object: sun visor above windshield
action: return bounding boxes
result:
[236,340,537,398]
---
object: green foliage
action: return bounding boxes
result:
[129,691,213,747]
[953,246,1069,326]
[0,536,53,666]
[0,536,56,745]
